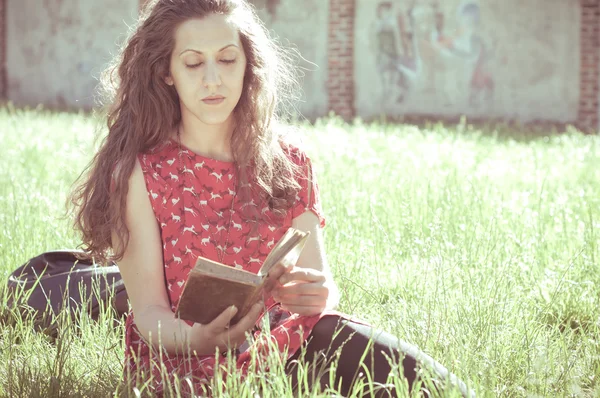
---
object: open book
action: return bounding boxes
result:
[175,228,310,325]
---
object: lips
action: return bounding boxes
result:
[202,95,225,105]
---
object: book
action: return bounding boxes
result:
[175,228,310,325]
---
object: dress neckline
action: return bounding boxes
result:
[167,137,235,165]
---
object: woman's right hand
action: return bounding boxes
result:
[192,302,264,356]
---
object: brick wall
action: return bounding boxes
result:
[578,0,600,132]
[327,0,355,120]
[0,0,6,100]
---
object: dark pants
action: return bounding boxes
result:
[285,315,474,397]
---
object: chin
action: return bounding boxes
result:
[199,113,233,125]
[195,107,235,125]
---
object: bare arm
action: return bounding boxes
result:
[113,159,261,356]
[274,211,340,312]
[112,159,203,355]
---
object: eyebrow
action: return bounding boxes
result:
[179,44,239,56]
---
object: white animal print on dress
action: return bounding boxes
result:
[211,172,223,182]
[184,207,197,217]
[241,199,256,209]
[183,226,197,235]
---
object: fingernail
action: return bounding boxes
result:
[230,305,238,313]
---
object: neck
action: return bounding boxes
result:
[178,113,235,162]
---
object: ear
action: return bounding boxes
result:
[165,75,174,86]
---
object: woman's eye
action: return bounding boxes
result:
[221,59,236,64]
[186,62,203,69]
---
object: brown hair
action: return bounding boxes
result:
[68,0,303,263]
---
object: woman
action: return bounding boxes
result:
[69,0,473,396]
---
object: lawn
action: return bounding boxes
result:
[0,105,599,397]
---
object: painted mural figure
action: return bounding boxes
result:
[432,2,495,107]
[374,2,418,104]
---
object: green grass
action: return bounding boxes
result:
[0,104,599,397]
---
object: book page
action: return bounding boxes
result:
[194,257,262,285]
[258,229,309,277]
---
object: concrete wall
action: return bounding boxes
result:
[6,0,138,109]
[354,0,581,123]
[251,0,329,120]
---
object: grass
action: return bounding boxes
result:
[0,104,599,397]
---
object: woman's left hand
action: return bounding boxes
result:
[271,267,333,316]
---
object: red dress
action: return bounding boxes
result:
[124,138,333,394]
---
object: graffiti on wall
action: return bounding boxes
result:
[373,1,499,111]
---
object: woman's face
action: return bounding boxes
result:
[166,13,247,127]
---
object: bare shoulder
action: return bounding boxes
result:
[117,158,151,227]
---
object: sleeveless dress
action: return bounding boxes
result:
[123,138,335,394]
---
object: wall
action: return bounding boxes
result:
[0,0,5,99]
[354,0,581,123]
[579,0,600,130]
[251,0,329,120]
[6,0,138,109]
[1,0,598,130]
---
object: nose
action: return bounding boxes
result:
[203,61,222,89]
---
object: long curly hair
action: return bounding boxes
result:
[68,0,303,263]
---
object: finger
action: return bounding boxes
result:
[279,268,325,284]
[226,302,263,339]
[277,294,327,308]
[262,263,291,292]
[274,283,328,297]
[267,262,291,279]
[207,305,238,332]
